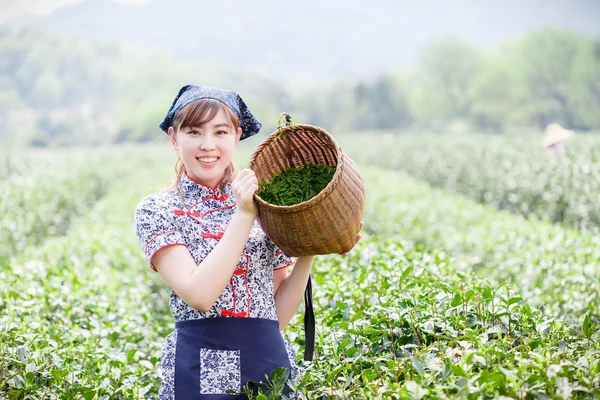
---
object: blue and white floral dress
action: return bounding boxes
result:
[135,171,300,399]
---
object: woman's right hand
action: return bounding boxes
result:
[232,168,259,217]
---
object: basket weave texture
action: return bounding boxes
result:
[248,124,365,257]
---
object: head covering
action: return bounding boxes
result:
[543,123,574,148]
[159,85,262,140]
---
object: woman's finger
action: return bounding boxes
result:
[243,183,258,199]
[239,175,258,194]
[234,168,250,181]
[233,172,256,194]
[233,169,254,187]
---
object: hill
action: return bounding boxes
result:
[3,0,600,79]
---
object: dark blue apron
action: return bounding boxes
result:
[174,317,292,399]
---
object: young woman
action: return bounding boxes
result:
[134,85,361,399]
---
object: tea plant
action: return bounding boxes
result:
[0,150,135,264]
[1,146,598,399]
[286,237,600,398]
[360,165,600,321]
[0,148,172,399]
[340,133,600,232]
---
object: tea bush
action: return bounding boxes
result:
[1,147,598,399]
[340,133,600,233]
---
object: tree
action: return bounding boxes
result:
[352,75,412,130]
[514,29,595,129]
[417,39,483,124]
[566,37,600,129]
[467,47,528,131]
[29,74,63,107]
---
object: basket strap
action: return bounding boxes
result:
[303,275,315,361]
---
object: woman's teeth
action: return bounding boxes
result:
[198,157,218,162]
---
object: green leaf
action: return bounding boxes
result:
[400,266,413,282]
[451,293,462,307]
[271,367,290,389]
[497,365,519,381]
[297,368,311,388]
[25,362,36,373]
[25,372,35,384]
[126,348,137,362]
[12,375,25,389]
[482,286,493,300]
[583,314,593,339]
[361,369,378,383]
[440,363,451,380]
[464,290,475,302]
[17,346,27,363]
[411,357,424,375]
[346,346,358,357]
[51,370,62,381]
[451,364,466,377]
[257,164,336,206]
[327,365,344,380]
[338,338,351,352]
[508,296,523,306]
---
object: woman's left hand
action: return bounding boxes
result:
[340,221,364,256]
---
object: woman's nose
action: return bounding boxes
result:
[200,135,216,150]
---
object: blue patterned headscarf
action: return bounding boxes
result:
[159,85,262,140]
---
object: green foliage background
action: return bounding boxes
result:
[1,135,599,398]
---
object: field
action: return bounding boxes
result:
[1,135,599,399]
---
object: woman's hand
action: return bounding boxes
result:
[340,221,364,256]
[232,168,259,218]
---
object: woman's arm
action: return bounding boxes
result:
[152,210,255,312]
[273,255,315,330]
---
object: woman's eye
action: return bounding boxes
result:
[188,130,201,135]
[216,130,228,136]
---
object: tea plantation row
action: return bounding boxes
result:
[1,148,598,399]
[339,133,600,233]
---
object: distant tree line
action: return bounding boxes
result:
[306,30,600,133]
[0,27,598,147]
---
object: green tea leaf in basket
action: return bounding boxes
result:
[257,164,336,206]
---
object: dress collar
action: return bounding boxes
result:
[179,170,232,203]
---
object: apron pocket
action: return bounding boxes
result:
[199,348,241,395]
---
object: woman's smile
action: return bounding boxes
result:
[197,156,220,166]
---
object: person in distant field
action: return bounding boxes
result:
[543,123,574,154]
[134,84,362,399]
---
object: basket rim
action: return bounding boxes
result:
[248,123,345,213]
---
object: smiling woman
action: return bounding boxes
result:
[135,86,304,398]
[132,85,362,399]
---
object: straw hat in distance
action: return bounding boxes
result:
[543,123,574,147]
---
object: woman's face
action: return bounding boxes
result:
[169,108,242,188]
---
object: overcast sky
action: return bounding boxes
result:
[0,0,150,23]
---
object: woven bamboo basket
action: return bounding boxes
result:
[248,116,364,257]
